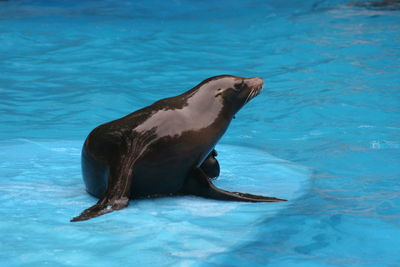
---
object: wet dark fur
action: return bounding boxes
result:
[72,75,285,222]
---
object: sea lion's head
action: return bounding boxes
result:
[196,75,264,115]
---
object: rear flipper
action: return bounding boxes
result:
[200,149,220,179]
[185,168,286,202]
[71,164,133,222]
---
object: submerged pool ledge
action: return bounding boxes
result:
[0,139,310,266]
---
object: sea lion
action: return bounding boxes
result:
[72,75,286,222]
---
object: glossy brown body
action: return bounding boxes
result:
[72,75,285,222]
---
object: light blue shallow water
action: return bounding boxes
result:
[1,0,399,266]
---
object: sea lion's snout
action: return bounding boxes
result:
[242,77,264,104]
[246,77,264,91]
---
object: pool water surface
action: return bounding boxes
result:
[0,0,399,266]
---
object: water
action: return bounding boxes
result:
[1,0,399,266]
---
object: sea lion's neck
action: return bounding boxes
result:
[134,89,230,138]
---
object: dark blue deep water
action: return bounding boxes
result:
[1,0,399,266]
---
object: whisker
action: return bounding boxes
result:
[244,89,251,104]
[245,88,255,104]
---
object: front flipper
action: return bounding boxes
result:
[71,162,134,222]
[185,168,286,202]
[71,194,129,222]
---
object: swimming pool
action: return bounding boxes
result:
[1,0,399,266]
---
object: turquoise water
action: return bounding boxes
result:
[1,0,399,266]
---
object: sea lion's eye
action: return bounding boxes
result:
[233,81,244,92]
